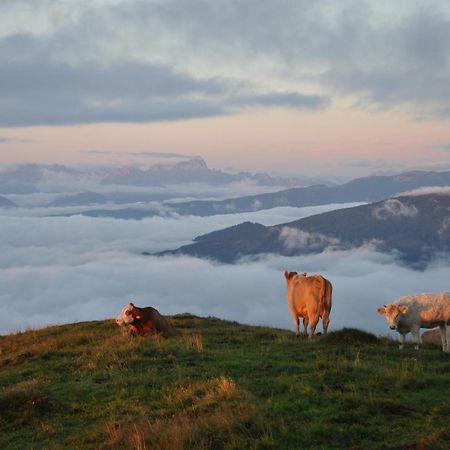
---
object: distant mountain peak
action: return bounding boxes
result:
[152,157,208,172]
[100,156,312,187]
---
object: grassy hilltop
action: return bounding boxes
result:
[1,315,450,450]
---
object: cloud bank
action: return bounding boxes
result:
[1,204,449,339]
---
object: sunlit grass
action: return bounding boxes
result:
[1,315,449,449]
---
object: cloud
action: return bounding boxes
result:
[81,150,198,160]
[372,199,418,220]
[0,33,327,126]
[279,227,340,251]
[251,199,263,210]
[439,217,450,236]
[0,136,35,144]
[398,186,450,197]
[0,53,227,126]
[231,92,330,111]
[2,202,449,339]
[1,1,450,126]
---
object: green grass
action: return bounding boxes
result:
[1,316,449,449]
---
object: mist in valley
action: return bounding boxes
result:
[2,195,449,338]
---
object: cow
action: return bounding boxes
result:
[284,271,333,339]
[377,293,450,352]
[115,302,170,336]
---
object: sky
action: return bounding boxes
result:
[1,0,450,176]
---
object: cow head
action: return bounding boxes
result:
[377,304,409,330]
[115,302,140,327]
[284,271,298,281]
[284,271,308,283]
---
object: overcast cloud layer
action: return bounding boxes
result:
[1,0,450,126]
[2,204,449,339]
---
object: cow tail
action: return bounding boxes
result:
[319,277,326,318]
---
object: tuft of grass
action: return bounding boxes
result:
[182,333,204,353]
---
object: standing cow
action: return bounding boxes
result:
[377,293,450,352]
[284,271,333,339]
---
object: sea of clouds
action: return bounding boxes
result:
[2,202,449,338]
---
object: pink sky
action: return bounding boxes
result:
[1,108,449,177]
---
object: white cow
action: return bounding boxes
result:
[377,293,450,352]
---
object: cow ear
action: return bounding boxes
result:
[399,306,408,314]
[302,272,307,276]
[129,302,134,307]
[377,307,386,315]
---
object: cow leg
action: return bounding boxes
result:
[411,328,421,350]
[302,316,309,337]
[322,313,330,335]
[439,324,448,352]
[397,332,405,350]
[292,314,300,337]
[446,325,450,353]
[308,313,320,340]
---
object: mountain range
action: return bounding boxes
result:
[170,170,450,216]
[100,157,324,187]
[157,192,450,268]
[62,169,450,219]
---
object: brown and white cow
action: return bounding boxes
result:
[284,271,333,339]
[377,293,450,352]
[115,302,170,336]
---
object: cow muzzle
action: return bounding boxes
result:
[390,325,396,330]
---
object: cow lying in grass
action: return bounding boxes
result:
[377,293,450,352]
[115,302,170,336]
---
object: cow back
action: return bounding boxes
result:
[134,306,171,334]
[290,275,322,315]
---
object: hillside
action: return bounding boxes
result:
[1,316,449,449]
[171,170,450,216]
[160,193,450,267]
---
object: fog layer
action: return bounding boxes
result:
[2,204,448,337]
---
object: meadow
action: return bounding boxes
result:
[1,315,449,449]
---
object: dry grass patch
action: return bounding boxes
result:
[100,375,271,450]
[166,376,239,413]
[182,333,204,353]
[102,402,267,450]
